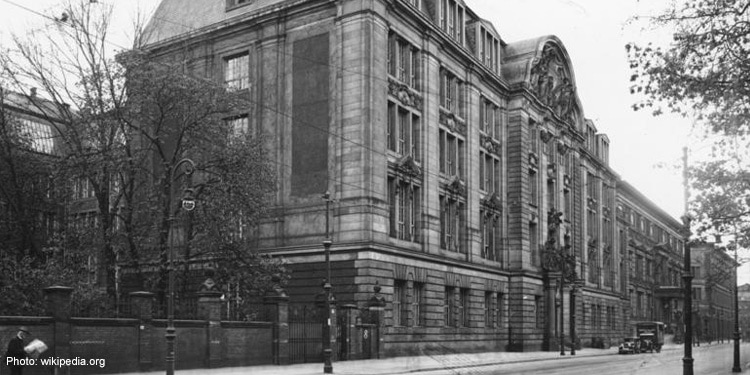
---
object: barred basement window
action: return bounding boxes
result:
[413,282,425,326]
[444,286,455,327]
[393,279,408,326]
[484,291,493,327]
[459,288,470,327]
[496,292,504,328]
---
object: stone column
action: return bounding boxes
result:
[44,286,73,375]
[196,290,223,368]
[264,277,290,365]
[130,291,155,371]
[368,283,386,359]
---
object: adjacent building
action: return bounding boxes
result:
[141,0,695,355]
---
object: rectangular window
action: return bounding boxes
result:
[388,178,421,243]
[496,292,504,328]
[535,296,543,329]
[440,195,463,252]
[440,68,463,116]
[224,53,250,90]
[484,291,493,328]
[439,129,464,178]
[445,286,455,327]
[387,101,421,159]
[529,169,538,205]
[460,288,470,327]
[225,114,249,139]
[388,31,420,89]
[530,221,538,266]
[394,280,408,326]
[413,282,424,326]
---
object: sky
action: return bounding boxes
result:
[1,0,747,284]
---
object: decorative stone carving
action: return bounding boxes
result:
[547,163,557,180]
[480,134,501,156]
[529,43,578,124]
[540,129,554,144]
[445,175,466,197]
[528,152,539,169]
[563,174,571,188]
[557,141,569,156]
[395,154,422,179]
[388,78,423,110]
[481,192,502,213]
[439,110,467,136]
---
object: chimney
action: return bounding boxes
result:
[30,87,37,97]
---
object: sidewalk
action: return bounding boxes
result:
[121,344,662,375]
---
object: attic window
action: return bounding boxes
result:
[226,0,252,10]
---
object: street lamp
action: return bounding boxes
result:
[732,236,741,372]
[165,158,196,375]
[322,191,334,374]
[681,147,694,375]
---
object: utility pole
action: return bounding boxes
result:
[682,147,694,375]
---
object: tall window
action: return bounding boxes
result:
[393,280,408,326]
[413,282,425,326]
[484,291,493,328]
[440,195,464,252]
[445,286,455,327]
[479,97,501,138]
[496,292,504,328]
[388,32,420,89]
[388,178,421,243]
[530,221,539,266]
[588,246,599,284]
[460,288,470,327]
[480,151,500,193]
[439,129,464,177]
[224,53,250,90]
[529,168,538,205]
[440,68,464,116]
[478,26,499,72]
[439,0,464,44]
[387,102,421,159]
[480,210,501,262]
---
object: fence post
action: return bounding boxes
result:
[44,285,73,375]
[130,291,155,371]
[196,290,223,368]
[264,277,289,365]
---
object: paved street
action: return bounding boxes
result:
[118,342,750,375]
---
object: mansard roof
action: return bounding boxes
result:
[142,0,290,46]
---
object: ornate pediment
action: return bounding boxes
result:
[388,78,423,110]
[529,43,578,124]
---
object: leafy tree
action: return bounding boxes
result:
[627,0,750,252]
[0,0,285,315]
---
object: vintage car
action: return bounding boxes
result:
[618,337,641,354]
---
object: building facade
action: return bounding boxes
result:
[142,0,690,354]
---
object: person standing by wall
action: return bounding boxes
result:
[5,327,30,375]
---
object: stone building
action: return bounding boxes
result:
[692,242,737,342]
[142,0,688,354]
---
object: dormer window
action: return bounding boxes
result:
[226,0,252,11]
[439,0,464,45]
[478,25,499,72]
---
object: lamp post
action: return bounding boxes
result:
[681,147,693,375]
[322,191,334,374]
[165,158,196,375]
[559,267,565,356]
[733,237,741,372]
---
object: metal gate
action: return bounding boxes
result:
[289,305,323,364]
